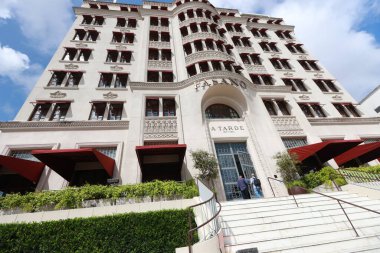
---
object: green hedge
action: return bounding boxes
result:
[0,180,198,212]
[0,209,196,253]
[287,167,347,190]
[344,165,380,174]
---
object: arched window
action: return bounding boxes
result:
[205,104,240,119]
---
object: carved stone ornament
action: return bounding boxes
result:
[271,54,281,58]
[64,63,79,70]
[332,95,343,101]
[314,73,323,78]
[119,28,131,33]
[75,42,88,48]
[299,94,310,100]
[283,72,294,77]
[299,55,308,60]
[50,91,67,98]
[110,65,124,71]
[261,39,269,43]
[116,45,128,50]
[103,92,118,99]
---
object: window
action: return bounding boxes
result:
[263,99,290,116]
[163,99,176,116]
[98,73,128,88]
[50,103,70,121]
[162,72,174,82]
[146,99,159,116]
[200,23,208,32]
[82,15,93,25]
[190,23,198,33]
[116,18,126,27]
[314,79,339,92]
[73,29,86,41]
[178,13,185,22]
[108,103,123,120]
[147,71,160,82]
[62,48,91,62]
[270,58,291,70]
[99,4,108,10]
[150,17,159,26]
[89,102,107,120]
[260,42,279,52]
[29,103,52,121]
[333,103,361,117]
[276,30,293,39]
[94,16,105,26]
[241,54,261,65]
[149,48,159,60]
[282,138,307,149]
[48,71,83,87]
[161,18,169,27]
[112,32,123,43]
[298,103,326,118]
[161,50,171,61]
[211,61,222,71]
[286,43,305,54]
[194,40,203,51]
[187,65,197,77]
[128,19,137,28]
[150,31,159,41]
[87,30,99,41]
[205,104,240,119]
[232,37,242,47]
[251,28,268,38]
[241,38,251,47]
[199,62,210,72]
[106,50,132,63]
[161,32,170,42]
[283,79,307,92]
[299,60,320,71]
[184,43,192,55]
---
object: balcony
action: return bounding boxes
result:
[149,41,171,49]
[179,17,217,28]
[185,50,235,66]
[244,64,268,74]
[235,46,256,54]
[144,117,178,140]
[147,60,173,71]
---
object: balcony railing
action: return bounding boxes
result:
[144,116,178,140]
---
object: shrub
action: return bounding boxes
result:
[286,180,307,189]
[0,181,198,212]
[274,151,301,184]
[0,209,195,253]
[345,165,380,174]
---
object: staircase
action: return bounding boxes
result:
[220,191,380,253]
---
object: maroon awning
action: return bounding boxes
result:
[335,142,380,166]
[0,155,45,183]
[32,148,115,181]
[136,144,187,171]
[288,140,363,166]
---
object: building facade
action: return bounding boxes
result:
[1,0,380,201]
[360,85,380,115]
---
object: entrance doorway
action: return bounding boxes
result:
[215,143,257,200]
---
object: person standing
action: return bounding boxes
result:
[251,174,263,198]
[237,175,250,199]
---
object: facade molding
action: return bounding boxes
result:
[185,50,235,66]
[308,117,380,125]
[182,32,227,44]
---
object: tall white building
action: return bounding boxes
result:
[1,0,380,201]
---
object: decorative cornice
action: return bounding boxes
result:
[74,7,143,20]
[308,117,380,126]
[235,46,256,54]
[244,64,268,74]
[185,50,235,65]
[149,25,169,32]
[50,91,67,99]
[271,116,305,137]
[182,32,226,44]
[0,121,130,132]
[147,60,173,70]
[247,23,295,31]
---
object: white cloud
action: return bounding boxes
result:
[210,0,380,101]
[0,0,74,53]
[0,44,42,91]
[0,103,15,116]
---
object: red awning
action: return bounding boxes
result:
[335,141,380,166]
[136,144,187,169]
[0,155,45,183]
[288,140,363,165]
[32,148,115,181]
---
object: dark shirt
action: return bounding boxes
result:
[237,178,248,191]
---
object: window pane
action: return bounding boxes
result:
[263,100,277,116]
[89,103,107,120]
[30,103,51,121]
[205,104,240,119]
[277,101,290,115]
[108,103,123,120]
[163,99,176,116]
[50,103,70,121]
[146,99,159,116]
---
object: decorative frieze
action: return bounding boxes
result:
[235,46,256,54]
[271,116,304,137]
[149,25,169,32]
[244,65,268,74]
[149,41,171,49]
[64,64,79,70]
[147,60,173,70]
[103,92,118,99]
[179,17,216,28]
[185,50,235,65]
[144,117,178,140]
[308,117,380,126]
[50,91,67,99]
[182,32,226,44]
[75,42,88,48]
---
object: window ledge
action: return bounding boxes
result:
[110,42,134,46]
[44,86,79,90]
[323,91,343,95]
[291,91,312,94]
[103,62,132,65]
[275,69,295,72]
[305,70,324,73]
[79,24,103,28]
[114,26,137,30]
[59,60,89,64]
[70,40,97,44]
[96,87,128,91]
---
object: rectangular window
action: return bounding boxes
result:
[161,18,169,27]
[282,138,307,149]
[87,30,99,41]
[120,51,132,63]
[98,73,113,87]
[150,17,159,26]
[115,74,128,88]
[283,79,307,92]
[106,50,118,62]
[149,48,159,60]
[50,103,70,121]
[211,61,222,71]
[277,100,291,115]
[108,103,123,120]
[89,102,107,120]
[124,33,135,43]
[146,99,159,116]
[299,103,314,118]
[66,72,83,87]
[73,29,86,41]
[116,18,126,27]
[94,16,105,26]
[333,103,360,117]
[311,104,326,117]
[150,31,159,41]
[112,32,123,43]
[128,19,137,28]
[161,50,172,61]
[62,48,77,61]
[263,100,277,116]
[163,99,176,116]
[299,60,320,71]
[147,71,159,82]
[187,65,197,77]
[161,32,170,42]
[82,15,93,25]
[29,103,52,121]
[77,49,91,61]
[162,72,174,82]
[49,71,66,86]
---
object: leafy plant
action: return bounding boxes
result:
[0,180,198,212]
[0,209,195,253]
[274,151,301,184]
[190,150,219,190]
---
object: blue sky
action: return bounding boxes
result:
[0,0,379,121]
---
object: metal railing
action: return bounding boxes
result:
[187,180,222,253]
[267,177,380,237]
[337,169,380,190]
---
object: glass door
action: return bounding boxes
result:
[215,143,257,200]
